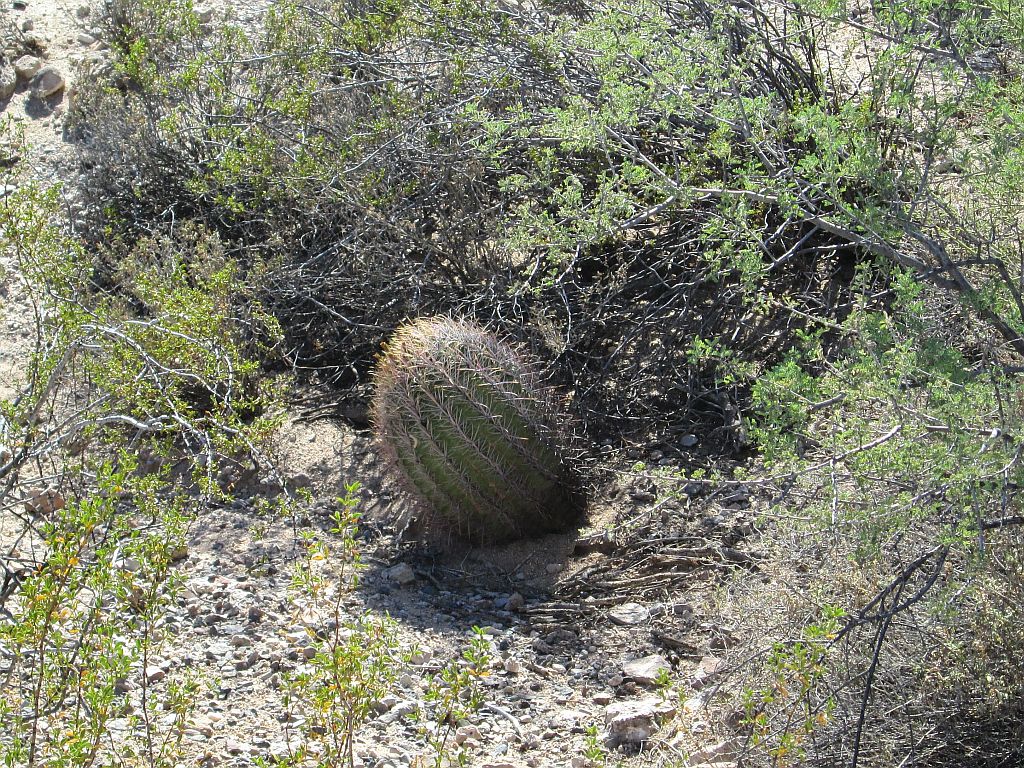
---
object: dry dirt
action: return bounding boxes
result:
[0,3,762,767]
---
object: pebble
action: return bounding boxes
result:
[75,4,90,18]
[608,602,650,626]
[224,738,252,756]
[622,655,671,686]
[454,725,481,745]
[76,33,95,46]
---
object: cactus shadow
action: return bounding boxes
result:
[357,500,621,635]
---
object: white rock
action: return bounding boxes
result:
[622,654,672,685]
[604,697,677,744]
[13,54,40,79]
[30,66,65,98]
[144,666,166,683]
[76,33,96,46]
[609,602,650,625]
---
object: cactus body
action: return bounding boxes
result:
[372,317,581,545]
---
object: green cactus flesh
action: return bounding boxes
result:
[372,317,579,544]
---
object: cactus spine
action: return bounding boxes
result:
[372,317,581,545]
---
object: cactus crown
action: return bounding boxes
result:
[372,317,582,545]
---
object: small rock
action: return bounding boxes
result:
[691,655,725,690]
[145,666,166,683]
[507,592,525,611]
[622,655,671,686]
[76,32,95,46]
[454,725,481,745]
[609,602,650,626]
[24,487,66,515]
[224,739,251,756]
[76,4,90,18]
[13,54,40,79]
[247,605,264,622]
[409,647,432,666]
[503,658,523,674]
[545,562,563,574]
[592,692,613,705]
[685,741,738,766]
[21,19,34,31]
[385,562,415,586]
[22,32,46,52]
[680,434,699,448]
[286,472,312,489]
[0,65,16,100]
[29,65,65,98]
[604,697,677,745]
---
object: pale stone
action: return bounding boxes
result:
[609,602,650,625]
[622,654,671,685]
[604,697,677,744]
[14,54,41,79]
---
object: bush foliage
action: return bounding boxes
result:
[2,0,1023,765]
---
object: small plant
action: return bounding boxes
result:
[281,484,401,768]
[418,627,493,768]
[582,724,608,766]
[372,317,582,544]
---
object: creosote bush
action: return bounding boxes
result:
[372,317,581,545]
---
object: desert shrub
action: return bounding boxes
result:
[72,0,891,443]
[0,164,284,766]
[59,0,1024,765]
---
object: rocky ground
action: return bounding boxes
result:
[0,3,759,767]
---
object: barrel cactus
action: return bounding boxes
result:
[371,317,582,545]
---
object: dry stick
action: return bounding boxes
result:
[850,575,906,768]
